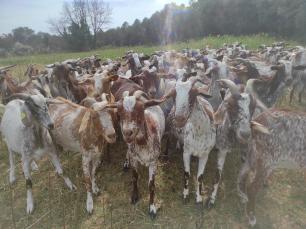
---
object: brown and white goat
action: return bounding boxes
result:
[238,109,306,227]
[163,77,215,204]
[206,79,269,208]
[106,90,165,218]
[48,94,116,213]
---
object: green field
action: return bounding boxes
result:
[1,35,306,229]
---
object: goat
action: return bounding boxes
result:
[48,94,116,213]
[237,109,306,226]
[163,77,215,204]
[205,79,269,208]
[0,93,75,214]
[106,90,165,218]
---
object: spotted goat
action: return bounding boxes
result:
[106,90,165,218]
[163,77,216,204]
[48,94,116,213]
[237,109,306,227]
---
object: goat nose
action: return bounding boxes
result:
[240,130,251,140]
[124,129,133,137]
[174,116,186,127]
[285,78,292,85]
[107,132,116,140]
[149,90,156,97]
[48,123,54,130]
[175,116,185,123]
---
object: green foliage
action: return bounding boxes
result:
[1,0,305,55]
[100,0,306,46]
[12,27,35,43]
[64,20,92,51]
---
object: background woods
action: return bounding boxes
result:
[0,0,306,54]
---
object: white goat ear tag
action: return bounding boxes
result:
[79,111,91,134]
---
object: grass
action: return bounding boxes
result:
[0,35,306,228]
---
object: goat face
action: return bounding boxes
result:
[118,95,145,144]
[108,91,165,144]
[26,94,54,130]
[225,93,256,143]
[271,60,293,85]
[130,70,159,99]
[173,80,195,127]
[172,78,210,128]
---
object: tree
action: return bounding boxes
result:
[48,0,112,50]
[12,27,35,44]
[64,19,92,51]
[87,0,112,48]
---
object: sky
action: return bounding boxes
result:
[0,0,189,34]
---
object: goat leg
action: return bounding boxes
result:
[148,164,157,219]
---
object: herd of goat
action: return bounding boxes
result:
[0,42,306,226]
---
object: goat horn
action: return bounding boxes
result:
[217,79,240,96]
[0,64,17,72]
[245,79,272,114]
[133,90,148,100]
[3,93,30,103]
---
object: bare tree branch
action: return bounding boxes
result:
[48,0,112,48]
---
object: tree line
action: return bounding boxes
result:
[0,0,305,56]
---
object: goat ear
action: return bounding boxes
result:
[79,111,91,134]
[109,74,119,81]
[144,98,166,108]
[196,86,212,98]
[214,102,227,125]
[162,88,176,100]
[46,99,60,105]
[251,121,270,134]
[157,73,175,79]
[105,102,119,109]
[216,55,224,62]
[220,88,226,100]
[190,71,197,76]
[123,91,130,98]
[293,65,306,70]
[0,104,5,117]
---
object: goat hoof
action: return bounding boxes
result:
[123,167,129,172]
[31,161,39,171]
[149,204,157,220]
[205,198,214,209]
[149,211,157,220]
[9,176,16,185]
[248,214,257,227]
[196,201,204,212]
[92,186,101,195]
[161,154,169,163]
[131,193,139,205]
[71,184,77,191]
[123,162,130,172]
[26,203,34,214]
[86,192,94,214]
[183,196,190,204]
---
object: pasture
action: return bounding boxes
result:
[1,35,306,229]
